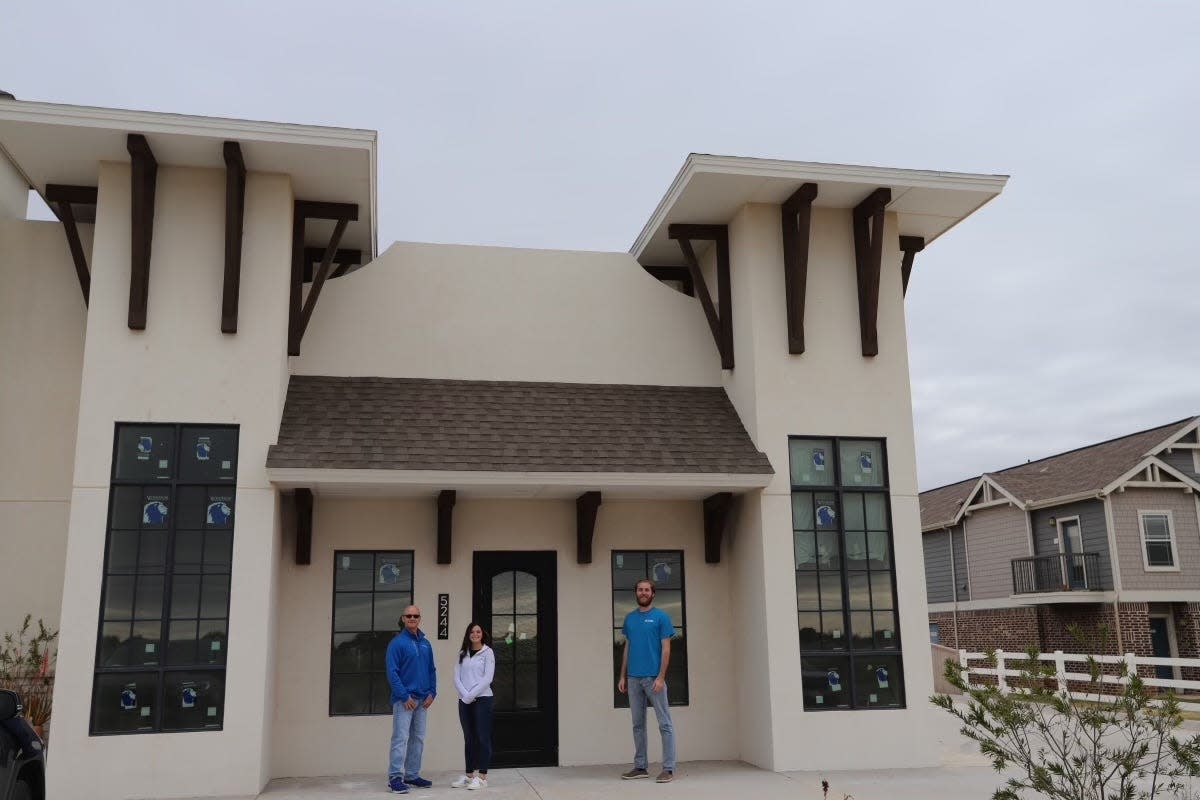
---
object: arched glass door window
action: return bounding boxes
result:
[490,570,538,710]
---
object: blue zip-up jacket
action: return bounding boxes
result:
[386,627,437,705]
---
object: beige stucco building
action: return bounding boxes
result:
[0,96,1006,799]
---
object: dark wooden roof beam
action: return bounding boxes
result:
[303,247,362,281]
[293,488,313,565]
[126,133,158,330]
[294,200,359,221]
[437,490,456,565]
[221,142,247,334]
[668,223,733,369]
[898,235,925,296]
[703,492,733,563]
[780,183,818,354]
[851,188,891,357]
[45,184,96,305]
[642,265,694,296]
[288,200,358,355]
[576,491,602,564]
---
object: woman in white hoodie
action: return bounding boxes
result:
[451,622,495,790]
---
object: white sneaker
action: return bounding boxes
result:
[451,775,472,788]
[467,777,487,790]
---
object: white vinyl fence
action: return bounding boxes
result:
[958,649,1200,712]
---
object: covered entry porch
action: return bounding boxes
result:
[264,375,773,778]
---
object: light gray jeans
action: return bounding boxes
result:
[628,677,675,771]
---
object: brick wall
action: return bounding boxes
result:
[929,602,1161,687]
[1174,603,1200,681]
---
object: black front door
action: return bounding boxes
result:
[472,551,558,767]
[1149,617,1174,680]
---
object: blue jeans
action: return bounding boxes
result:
[628,677,675,771]
[389,700,428,781]
[458,697,494,773]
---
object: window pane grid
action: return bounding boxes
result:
[329,551,414,716]
[93,424,238,735]
[611,551,688,707]
[790,436,904,711]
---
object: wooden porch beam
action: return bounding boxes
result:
[669,223,733,369]
[851,188,891,357]
[576,491,602,564]
[898,235,925,296]
[221,142,246,333]
[437,490,456,565]
[703,492,733,564]
[294,488,313,566]
[780,183,818,354]
[45,184,95,305]
[127,133,158,330]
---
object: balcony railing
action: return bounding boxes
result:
[1011,552,1101,594]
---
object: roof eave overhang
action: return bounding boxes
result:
[631,153,1008,267]
[266,467,773,499]
[0,98,378,257]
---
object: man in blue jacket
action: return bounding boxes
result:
[385,604,437,794]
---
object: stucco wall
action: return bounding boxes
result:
[0,153,26,219]
[963,504,1029,599]
[721,203,939,771]
[1111,488,1200,590]
[270,497,737,777]
[0,219,87,637]
[47,163,293,800]
[291,241,722,387]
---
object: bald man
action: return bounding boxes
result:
[384,604,437,794]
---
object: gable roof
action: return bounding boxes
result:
[919,477,977,530]
[266,375,774,476]
[920,417,1196,529]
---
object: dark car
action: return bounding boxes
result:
[0,690,45,800]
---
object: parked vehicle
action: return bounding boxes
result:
[0,690,45,800]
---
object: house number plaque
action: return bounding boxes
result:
[438,593,449,640]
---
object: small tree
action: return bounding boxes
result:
[0,614,58,727]
[932,625,1200,800]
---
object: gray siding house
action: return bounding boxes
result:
[920,418,1200,670]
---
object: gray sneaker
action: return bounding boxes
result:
[621,768,649,780]
[656,770,674,783]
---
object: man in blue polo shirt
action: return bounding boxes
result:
[617,578,676,783]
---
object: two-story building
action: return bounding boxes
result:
[921,418,1200,677]
[0,95,1007,799]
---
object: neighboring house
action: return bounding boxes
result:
[921,418,1200,678]
[0,95,1008,800]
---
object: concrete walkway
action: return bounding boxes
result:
[253,707,1008,800]
[256,759,1007,800]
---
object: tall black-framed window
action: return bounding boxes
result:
[329,551,414,716]
[789,436,904,711]
[91,424,238,735]
[611,550,688,707]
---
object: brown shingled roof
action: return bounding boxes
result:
[919,477,977,529]
[987,419,1191,504]
[266,376,774,475]
[919,418,1195,529]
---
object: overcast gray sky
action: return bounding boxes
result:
[4,1,1198,491]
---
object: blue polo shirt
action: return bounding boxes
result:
[622,606,674,677]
